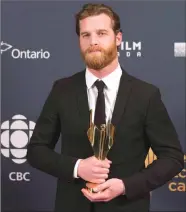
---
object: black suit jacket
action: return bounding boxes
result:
[26,69,184,212]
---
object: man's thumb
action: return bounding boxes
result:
[93,181,110,192]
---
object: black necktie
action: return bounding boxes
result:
[94,80,106,127]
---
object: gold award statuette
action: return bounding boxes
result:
[86,109,115,193]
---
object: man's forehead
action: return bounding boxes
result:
[79,14,113,30]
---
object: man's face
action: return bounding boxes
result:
[79,13,122,70]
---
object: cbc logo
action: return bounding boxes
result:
[9,172,30,181]
[1,114,35,164]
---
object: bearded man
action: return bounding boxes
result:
[26,3,184,212]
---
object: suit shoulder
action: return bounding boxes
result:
[130,75,159,95]
[127,75,160,99]
[52,70,85,89]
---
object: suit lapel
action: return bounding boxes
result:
[111,68,133,127]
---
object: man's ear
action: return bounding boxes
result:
[116,31,122,47]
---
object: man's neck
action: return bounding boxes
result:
[87,57,119,79]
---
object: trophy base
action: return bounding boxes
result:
[86,182,99,193]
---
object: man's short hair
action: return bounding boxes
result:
[75,3,121,36]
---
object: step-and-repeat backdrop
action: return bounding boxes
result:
[1,1,185,211]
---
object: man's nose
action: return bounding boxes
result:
[90,34,99,46]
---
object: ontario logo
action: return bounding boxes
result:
[1,114,35,164]
[1,41,50,59]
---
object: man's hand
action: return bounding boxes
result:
[77,156,112,183]
[81,178,125,202]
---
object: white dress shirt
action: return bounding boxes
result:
[73,63,122,178]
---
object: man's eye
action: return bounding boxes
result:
[83,34,89,37]
[98,32,106,36]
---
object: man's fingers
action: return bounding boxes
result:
[95,159,112,168]
[94,173,108,179]
[93,181,110,193]
[105,158,112,164]
[95,168,109,174]
[90,178,105,183]
[81,188,110,202]
[95,162,110,169]
[92,167,109,174]
[102,160,112,168]
[103,168,110,174]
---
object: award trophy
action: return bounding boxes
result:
[86,109,115,193]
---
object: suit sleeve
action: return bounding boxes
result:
[122,88,184,200]
[26,81,78,182]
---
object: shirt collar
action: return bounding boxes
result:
[85,64,122,91]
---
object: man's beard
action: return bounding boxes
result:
[81,42,118,70]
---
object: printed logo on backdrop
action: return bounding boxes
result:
[1,41,50,59]
[169,154,186,192]
[174,42,186,57]
[1,114,36,181]
[118,40,142,58]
